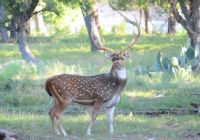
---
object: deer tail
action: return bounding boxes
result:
[45,79,52,96]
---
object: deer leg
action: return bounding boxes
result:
[56,103,68,136]
[49,99,60,135]
[87,105,101,135]
[49,99,68,136]
[106,106,115,134]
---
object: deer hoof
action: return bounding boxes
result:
[55,130,61,136]
[62,134,67,137]
[61,132,67,137]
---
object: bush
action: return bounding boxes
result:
[0,61,39,90]
[111,22,126,35]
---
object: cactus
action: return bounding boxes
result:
[171,57,179,67]
[178,47,187,66]
[156,51,163,70]
[162,57,171,70]
[186,47,195,60]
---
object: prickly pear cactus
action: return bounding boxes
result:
[186,47,195,60]
[162,57,171,70]
[156,51,163,70]
[171,57,179,67]
[179,47,187,66]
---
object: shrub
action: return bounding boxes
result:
[111,22,126,35]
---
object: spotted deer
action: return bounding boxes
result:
[45,13,140,136]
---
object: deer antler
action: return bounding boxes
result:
[91,14,114,53]
[108,0,141,53]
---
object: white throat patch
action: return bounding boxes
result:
[115,68,127,80]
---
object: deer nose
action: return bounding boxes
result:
[115,61,122,67]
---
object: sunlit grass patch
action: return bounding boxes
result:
[0,113,200,140]
[125,90,157,98]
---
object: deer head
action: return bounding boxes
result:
[91,13,140,80]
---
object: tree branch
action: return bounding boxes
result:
[170,0,194,37]
[25,0,39,21]
[108,0,138,27]
[33,8,47,15]
[178,0,192,26]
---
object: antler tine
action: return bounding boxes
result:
[91,15,114,54]
[120,22,140,53]
[108,0,141,53]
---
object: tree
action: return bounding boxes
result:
[2,0,64,63]
[153,0,200,69]
[167,13,176,34]
[109,0,150,34]
[34,4,48,35]
[169,1,200,47]
[0,4,8,42]
[79,0,102,51]
[140,7,150,34]
[153,1,176,34]
[9,17,17,41]
[2,0,39,64]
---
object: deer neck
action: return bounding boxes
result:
[109,66,127,82]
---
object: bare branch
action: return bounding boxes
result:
[108,1,138,27]
[33,8,46,15]
[108,0,140,53]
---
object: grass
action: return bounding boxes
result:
[0,113,200,140]
[0,31,200,139]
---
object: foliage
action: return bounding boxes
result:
[2,0,39,21]
[43,6,82,33]
[111,22,126,35]
[109,0,151,10]
[0,61,38,91]
[79,0,96,15]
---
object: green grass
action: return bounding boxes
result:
[0,32,200,139]
[0,113,200,140]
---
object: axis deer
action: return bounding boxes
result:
[45,11,140,136]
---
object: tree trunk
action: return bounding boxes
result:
[190,5,200,47]
[80,2,102,52]
[34,5,47,35]
[144,7,150,34]
[10,17,17,40]
[140,7,150,34]
[0,5,8,42]
[188,1,200,71]
[17,20,37,64]
[93,7,101,31]
[139,9,144,34]
[168,14,176,34]
[25,20,31,37]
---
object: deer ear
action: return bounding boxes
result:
[105,53,113,60]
